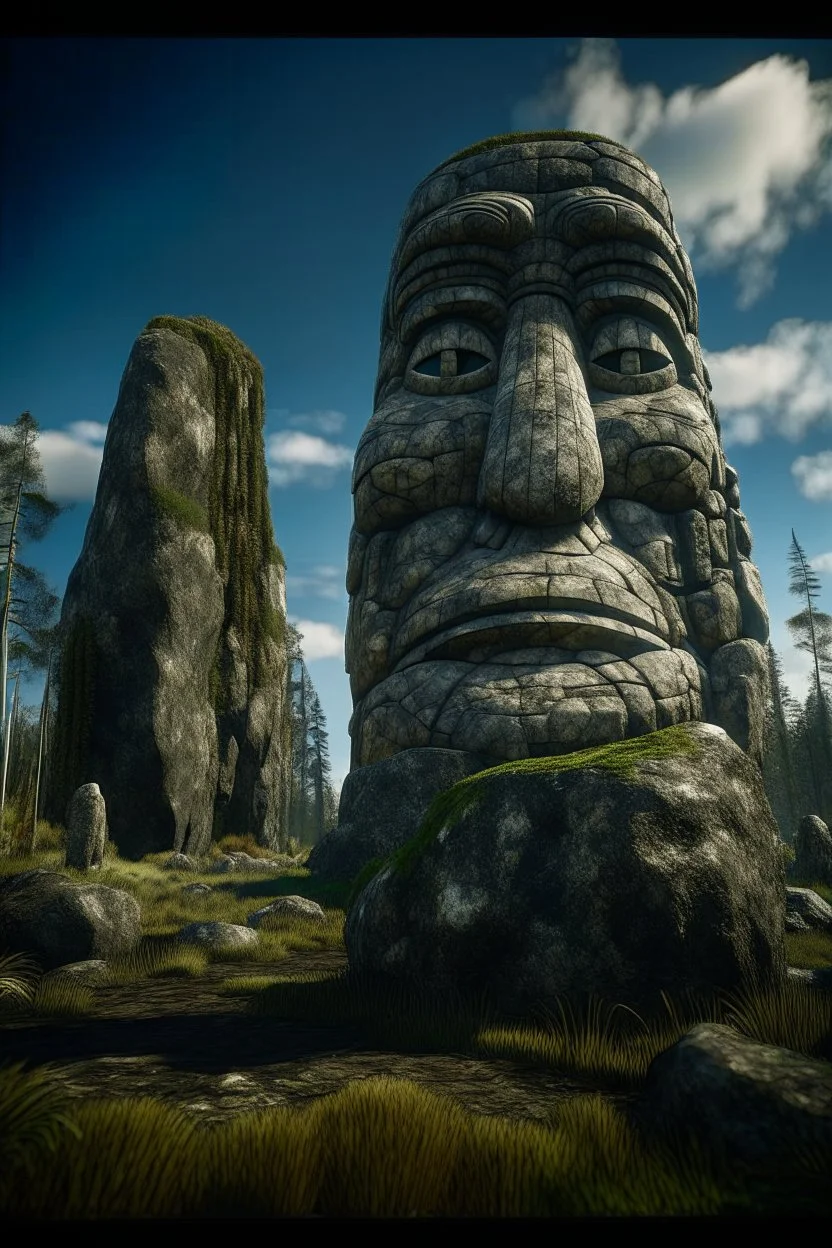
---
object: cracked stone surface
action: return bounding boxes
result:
[346,135,770,771]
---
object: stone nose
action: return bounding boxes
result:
[476,293,604,526]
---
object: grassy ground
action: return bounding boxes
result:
[0,823,831,1217]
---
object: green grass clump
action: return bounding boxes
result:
[27,977,97,1018]
[103,938,211,984]
[720,976,832,1061]
[785,927,832,971]
[0,951,39,1011]
[0,1068,796,1218]
[0,1062,82,1183]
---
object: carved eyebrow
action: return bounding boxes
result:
[395,192,536,274]
[552,194,695,330]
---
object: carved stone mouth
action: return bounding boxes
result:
[392,607,670,672]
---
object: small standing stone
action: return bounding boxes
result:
[65,782,107,871]
[794,815,832,885]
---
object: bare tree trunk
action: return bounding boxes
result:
[29,648,52,856]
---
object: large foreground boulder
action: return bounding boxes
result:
[46,316,292,860]
[794,815,832,885]
[345,722,786,1014]
[0,870,141,972]
[307,747,489,882]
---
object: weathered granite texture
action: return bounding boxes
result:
[64,782,107,871]
[346,134,770,770]
[306,747,489,882]
[637,1022,832,1169]
[47,317,291,860]
[794,814,832,884]
[0,870,141,972]
[344,723,786,1012]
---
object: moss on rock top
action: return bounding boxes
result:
[352,725,702,896]
[434,130,624,170]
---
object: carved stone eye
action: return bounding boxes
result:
[589,318,678,395]
[594,347,671,376]
[413,349,491,378]
[405,323,497,395]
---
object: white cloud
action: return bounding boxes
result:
[39,428,104,500]
[810,551,832,573]
[702,319,832,446]
[266,430,353,488]
[289,618,345,660]
[512,40,832,307]
[286,564,346,600]
[268,408,348,436]
[67,420,108,445]
[791,450,832,501]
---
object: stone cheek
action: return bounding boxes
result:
[352,394,490,536]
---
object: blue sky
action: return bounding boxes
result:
[2,37,831,791]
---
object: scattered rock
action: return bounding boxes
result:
[787,965,832,991]
[40,959,109,986]
[786,887,832,933]
[247,896,326,928]
[64,782,107,871]
[0,870,141,972]
[637,1022,832,1168]
[163,853,197,872]
[181,883,213,895]
[176,921,259,950]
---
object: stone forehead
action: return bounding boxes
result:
[400,139,678,235]
[384,137,698,344]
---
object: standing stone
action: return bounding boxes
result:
[46,317,292,860]
[64,782,107,870]
[794,815,832,885]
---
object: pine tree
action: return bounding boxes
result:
[308,691,333,842]
[0,412,64,839]
[787,530,832,821]
[762,643,800,840]
[286,623,339,844]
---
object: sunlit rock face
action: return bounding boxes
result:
[346,135,770,771]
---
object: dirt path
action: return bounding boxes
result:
[0,951,622,1128]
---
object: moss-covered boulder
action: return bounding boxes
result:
[344,722,787,1014]
[47,316,291,859]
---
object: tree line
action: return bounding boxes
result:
[0,409,828,853]
[762,532,832,836]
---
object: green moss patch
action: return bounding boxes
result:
[149,484,209,533]
[435,130,623,169]
[356,725,700,893]
[144,315,284,704]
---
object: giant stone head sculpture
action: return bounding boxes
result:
[346,133,770,771]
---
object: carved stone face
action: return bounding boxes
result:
[346,135,770,769]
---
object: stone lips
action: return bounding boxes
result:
[344,724,786,1013]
